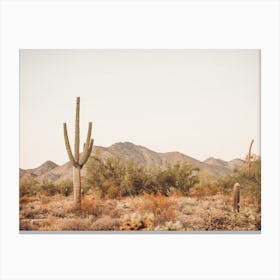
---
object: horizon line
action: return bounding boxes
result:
[20,141,261,170]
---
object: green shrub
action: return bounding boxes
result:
[217,158,261,205]
[85,156,127,198]
[20,177,75,197]
[85,156,200,197]
[156,163,199,195]
[19,177,40,196]
[39,180,57,196]
[55,179,73,196]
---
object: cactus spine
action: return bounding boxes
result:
[233,183,240,212]
[246,139,254,175]
[63,97,93,209]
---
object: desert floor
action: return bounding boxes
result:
[20,193,261,231]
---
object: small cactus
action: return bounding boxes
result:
[119,212,155,230]
[155,221,183,231]
[233,182,240,212]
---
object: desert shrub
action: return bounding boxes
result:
[105,185,121,199]
[20,177,71,197]
[166,187,185,197]
[81,197,103,216]
[85,156,127,198]
[141,192,177,225]
[218,159,260,192]
[120,160,159,196]
[85,156,200,198]
[217,158,261,209]
[156,163,199,195]
[190,183,221,198]
[91,215,120,230]
[228,207,261,230]
[39,180,58,196]
[86,157,156,197]
[19,177,40,196]
[55,179,73,196]
[43,218,92,231]
[190,171,220,198]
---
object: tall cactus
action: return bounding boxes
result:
[63,97,94,209]
[246,139,254,175]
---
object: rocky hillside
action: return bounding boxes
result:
[20,161,58,178]
[20,142,245,182]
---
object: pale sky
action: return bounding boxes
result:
[20,49,260,169]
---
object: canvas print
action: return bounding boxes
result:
[19,49,261,231]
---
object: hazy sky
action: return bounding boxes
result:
[20,49,260,169]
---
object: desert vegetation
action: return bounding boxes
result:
[19,156,261,231]
[20,98,260,231]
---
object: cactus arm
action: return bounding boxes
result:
[63,123,77,166]
[75,97,80,161]
[80,139,94,167]
[248,139,254,159]
[79,122,92,165]
[85,122,92,147]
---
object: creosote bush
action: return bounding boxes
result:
[190,158,261,209]
[85,156,200,198]
[217,158,261,203]
[20,177,73,197]
[20,177,40,196]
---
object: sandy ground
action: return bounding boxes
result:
[19,193,261,231]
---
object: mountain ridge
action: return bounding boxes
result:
[20,142,245,182]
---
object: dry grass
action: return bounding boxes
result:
[141,192,177,226]
[190,184,221,198]
[20,193,261,231]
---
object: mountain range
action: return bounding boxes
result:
[20,142,245,182]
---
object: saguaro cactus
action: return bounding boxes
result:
[63,97,93,209]
[233,183,240,212]
[246,139,254,175]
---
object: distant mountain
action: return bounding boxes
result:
[20,142,245,182]
[20,161,58,178]
[19,168,27,177]
[204,157,245,172]
[204,157,228,168]
[228,158,245,171]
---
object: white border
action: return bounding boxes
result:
[0,1,279,280]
